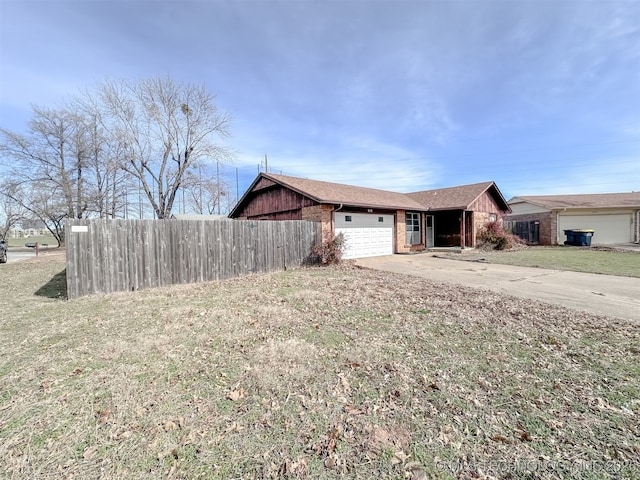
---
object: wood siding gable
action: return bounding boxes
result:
[469,189,508,215]
[233,183,318,219]
[254,177,277,191]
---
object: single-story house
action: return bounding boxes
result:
[506,192,640,245]
[229,173,511,259]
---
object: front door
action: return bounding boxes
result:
[465,211,473,247]
[425,215,435,248]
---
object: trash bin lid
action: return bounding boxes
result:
[572,229,594,233]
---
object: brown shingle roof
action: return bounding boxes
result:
[263,173,427,210]
[407,181,507,211]
[510,192,640,209]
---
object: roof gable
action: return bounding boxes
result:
[407,181,510,212]
[248,173,427,211]
[509,192,640,209]
[230,174,512,217]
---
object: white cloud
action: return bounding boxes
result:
[501,153,640,197]
[1,0,638,200]
[233,132,442,193]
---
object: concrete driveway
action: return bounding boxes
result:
[355,254,640,322]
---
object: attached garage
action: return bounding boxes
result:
[507,193,640,246]
[335,212,394,259]
[558,213,632,244]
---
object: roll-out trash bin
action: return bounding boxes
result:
[564,230,576,245]
[563,229,594,247]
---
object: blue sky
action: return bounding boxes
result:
[1,0,639,202]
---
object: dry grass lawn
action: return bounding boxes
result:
[451,246,640,278]
[0,253,638,479]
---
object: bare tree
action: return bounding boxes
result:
[0,181,27,240]
[73,93,132,219]
[97,77,232,219]
[24,181,68,245]
[181,163,234,215]
[0,106,96,244]
[0,75,232,236]
[0,179,66,245]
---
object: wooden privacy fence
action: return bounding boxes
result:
[65,218,321,299]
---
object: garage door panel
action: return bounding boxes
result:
[558,214,631,244]
[335,212,394,259]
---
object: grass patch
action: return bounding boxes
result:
[462,246,640,277]
[4,235,57,248]
[0,257,638,479]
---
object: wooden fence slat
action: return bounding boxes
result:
[65,218,320,298]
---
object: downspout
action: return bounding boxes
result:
[332,204,344,241]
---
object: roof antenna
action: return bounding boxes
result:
[265,154,268,173]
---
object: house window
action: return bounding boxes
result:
[489,213,497,223]
[378,217,384,222]
[345,215,352,222]
[406,212,421,245]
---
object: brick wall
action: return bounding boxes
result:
[395,210,409,253]
[301,204,322,222]
[395,210,426,253]
[302,204,334,242]
[505,212,555,245]
[473,211,490,247]
[550,212,558,245]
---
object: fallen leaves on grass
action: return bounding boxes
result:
[82,445,99,459]
[279,456,309,476]
[96,409,111,425]
[365,426,411,457]
[225,387,246,401]
[519,430,533,442]
[2,259,639,479]
[492,434,511,444]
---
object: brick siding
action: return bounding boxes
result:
[302,204,334,242]
[505,212,555,245]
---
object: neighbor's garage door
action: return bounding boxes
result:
[558,214,632,244]
[335,212,394,259]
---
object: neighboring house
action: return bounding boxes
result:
[229,173,511,259]
[506,192,640,245]
[8,223,49,238]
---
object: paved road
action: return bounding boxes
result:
[355,254,640,321]
[5,250,40,263]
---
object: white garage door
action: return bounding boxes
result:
[558,214,632,244]
[335,212,394,259]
